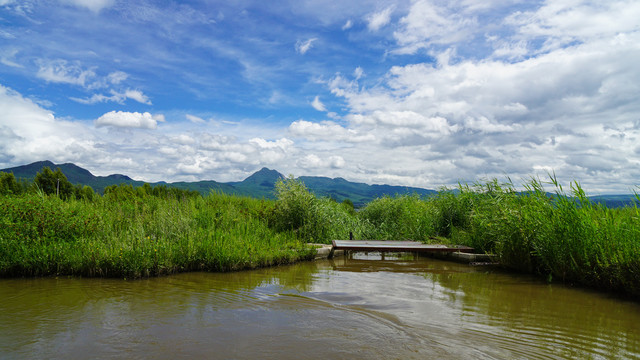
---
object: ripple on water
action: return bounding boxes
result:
[1,257,639,359]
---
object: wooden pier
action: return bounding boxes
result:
[328,240,473,258]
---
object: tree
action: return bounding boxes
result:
[74,184,95,201]
[0,172,21,195]
[34,167,74,199]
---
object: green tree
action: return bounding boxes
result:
[34,167,74,199]
[0,172,22,195]
[74,184,95,201]
[272,176,315,232]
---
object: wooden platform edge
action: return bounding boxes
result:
[330,240,474,254]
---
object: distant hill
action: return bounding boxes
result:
[2,161,637,207]
[229,167,285,199]
[298,175,436,206]
[1,161,438,205]
[589,194,639,208]
[0,160,138,194]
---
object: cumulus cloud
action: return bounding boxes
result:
[2,1,639,192]
[289,119,375,143]
[507,1,640,51]
[249,137,293,150]
[295,38,317,54]
[393,0,476,54]
[95,111,161,129]
[316,2,640,191]
[0,84,101,166]
[297,154,345,169]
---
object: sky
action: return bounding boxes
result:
[1,0,639,194]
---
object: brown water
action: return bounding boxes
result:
[1,253,639,359]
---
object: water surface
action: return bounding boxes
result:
[1,253,638,359]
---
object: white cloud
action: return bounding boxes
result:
[36,59,95,87]
[393,0,476,54]
[295,38,317,54]
[2,1,640,192]
[0,84,101,166]
[320,14,640,191]
[63,0,115,13]
[507,1,640,50]
[152,114,165,123]
[289,119,375,143]
[95,111,160,129]
[186,114,206,123]
[353,66,364,80]
[0,48,22,68]
[249,137,293,150]
[107,71,128,84]
[311,96,327,112]
[123,89,151,105]
[71,89,151,105]
[297,154,346,169]
[366,6,394,31]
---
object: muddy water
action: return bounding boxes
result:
[1,253,638,359]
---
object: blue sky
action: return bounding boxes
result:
[1,0,639,193]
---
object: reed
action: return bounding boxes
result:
[356,176,640,297]
[1,175,639,297]
[0,191,313,278]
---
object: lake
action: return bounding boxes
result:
[1,253,638,359]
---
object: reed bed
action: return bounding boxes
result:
[0,191,313,278]
[356,176,640,297]
[1,174,638,298]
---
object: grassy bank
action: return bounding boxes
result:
[0,191,313,278]
[1,172,639,298]
[355,177,640,298]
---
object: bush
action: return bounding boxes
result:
[358,194,435,241]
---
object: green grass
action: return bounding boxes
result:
[1,175,639,299]
[355,176,640,298]
[0,192,313,278]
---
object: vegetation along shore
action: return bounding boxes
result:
[1,167,639,298]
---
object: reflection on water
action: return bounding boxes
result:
[1,252,638,359]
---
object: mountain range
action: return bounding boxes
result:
[0,161,436,206]
[2,161,637,207]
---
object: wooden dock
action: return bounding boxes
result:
[328,240,473,258]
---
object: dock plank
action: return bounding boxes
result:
[331,240,473,254]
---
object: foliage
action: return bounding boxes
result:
[270,176,366,243]
[0,192,312,278]
[271,176,316,232]
[358,194,434,241]
[446,175,640,297]
[1,168,639,298]
[34,167,74,199]
[0,172,22,195]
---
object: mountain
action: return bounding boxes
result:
[0,161,436,205]
[298,176,436,206]
[229,167,285,199]
[1,160,137,193]
[3,161,637,207]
